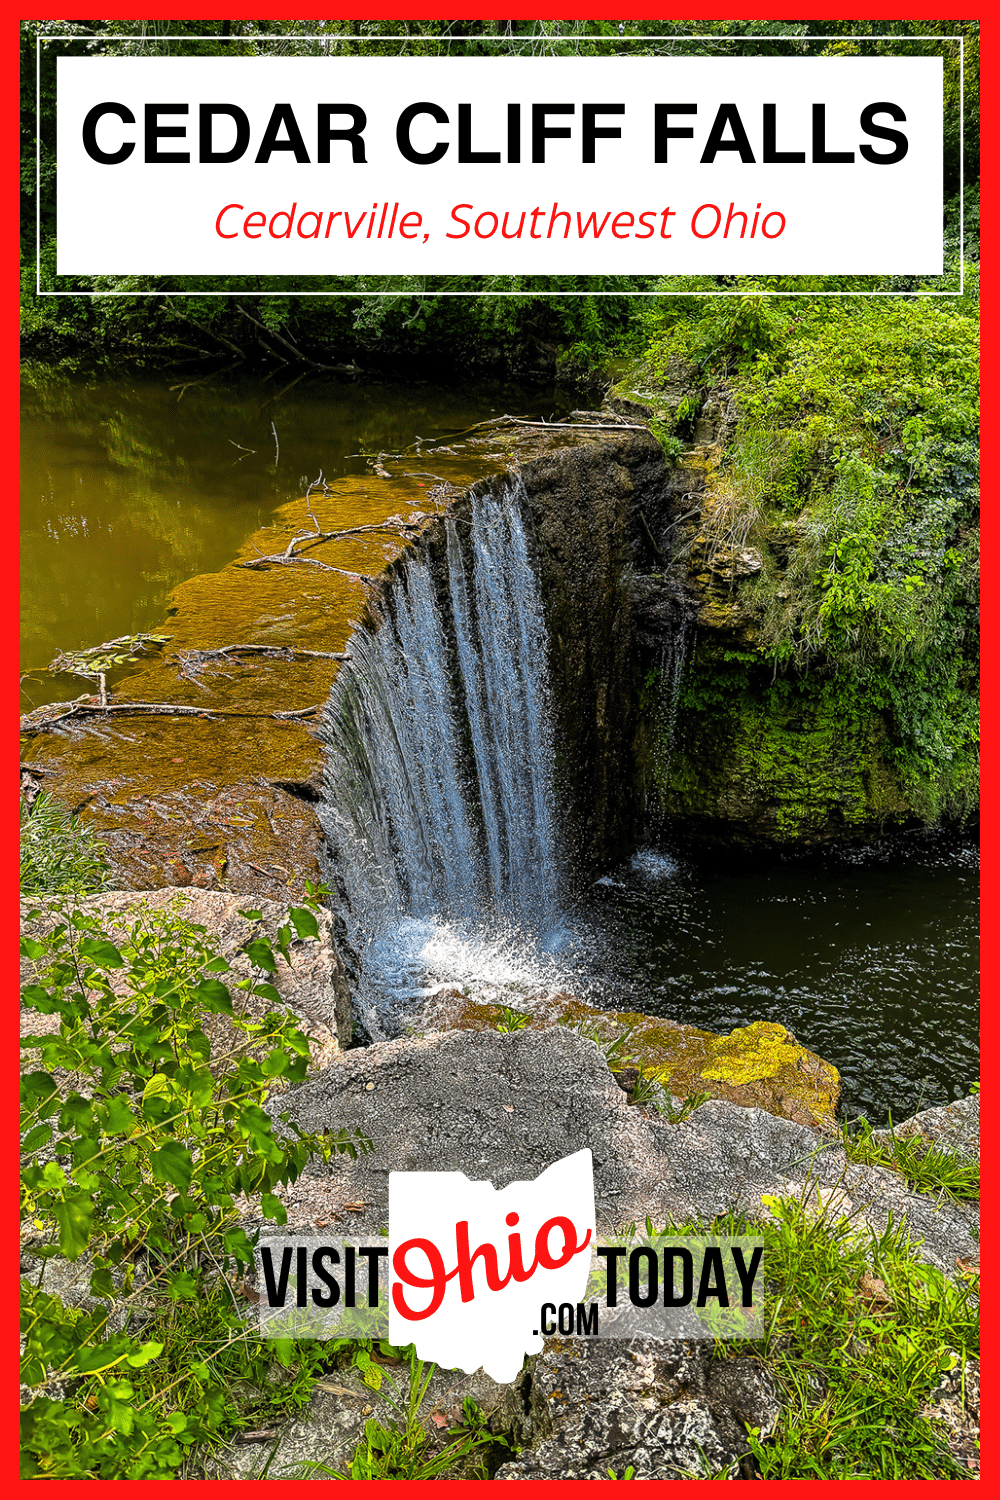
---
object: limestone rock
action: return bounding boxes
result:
[264,1028,978,1277]
[872,1094,979,1163]
[494,1338,779,1480]
[922,1356,980,1478]
[205,1363,508,1482]
[407,991,840,1130]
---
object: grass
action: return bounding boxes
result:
[704,1189,979,1480]
[19,791,108,896]
[275,1346,505,1480]
[261,1183,979,1482]
[843,1119,980,1203]
[494,1004,529,1033]
[658,1089,711,1123]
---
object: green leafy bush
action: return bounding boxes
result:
[642,291,979,825]
[20,897,369,1478]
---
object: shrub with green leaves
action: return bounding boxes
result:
[640,291,979,827]
[20,792,108,897]
[20,897,369,1479]
[645,296,979,672]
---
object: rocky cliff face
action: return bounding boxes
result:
[513,429,682,870]
[601,342,978,850]
[504,426,938,857]
[512,409,976,854]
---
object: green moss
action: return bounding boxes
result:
[411,992,839,1129]
[646,626,975,844]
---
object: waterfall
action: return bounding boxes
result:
[651,622,692,789]
[319,479,567,1034]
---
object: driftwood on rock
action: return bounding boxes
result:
[238,519,423,575]
[20,700,321,736]
[237,469,426,577]
[236,552,369,579]
[177,643,351,680]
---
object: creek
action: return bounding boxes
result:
[21,369,581,710]
[22,373,979,1126]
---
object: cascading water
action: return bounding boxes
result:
[651,622,692,791]
[319,479,572,1035]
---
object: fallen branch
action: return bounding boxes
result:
[345,413,648,466]
[237,305,334,371]
[21,701,321,736]
[399,412,649,449]
[164,298,245,362]
[237,469,408,575]
[176,643,351,686]
[179,644,352,665]
[244,860,292,881]
[236,553,370,579]
[488,415,648,433]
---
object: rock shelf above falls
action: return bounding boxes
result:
[19,435,518,898]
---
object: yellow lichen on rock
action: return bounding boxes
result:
[408,991,840,1131]
[701,1020,806,1084]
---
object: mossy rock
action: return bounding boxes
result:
[409,991,840,1131]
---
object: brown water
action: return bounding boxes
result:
[21,369,586,709]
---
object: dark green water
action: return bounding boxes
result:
[20,369,582,709]
[573,835,979,1124]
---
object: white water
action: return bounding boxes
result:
[651,622,692,790]
[320,480,573,1034]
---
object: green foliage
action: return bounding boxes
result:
[20,897,370,1478]
[647,297,979,672]
[739,1193,979,1479]
[495,1004,530,1033]
[21,1277,329,1479]
[20,793,108,897]
[664,625,978,837]
[560,1016,638,1072]
[658,1191,979,1480]
[658,1090,711,1124]
[47,633,171,684]
[843,1120,980,1203]
[643,289,979,830]
[20,22,977,375]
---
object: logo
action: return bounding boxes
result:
[255,1149,764,1377]
[389,1148,595,1382]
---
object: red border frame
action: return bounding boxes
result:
[10,6,987,1493]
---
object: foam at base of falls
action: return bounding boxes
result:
[352,913,586,1037]
[630,848,681,880]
